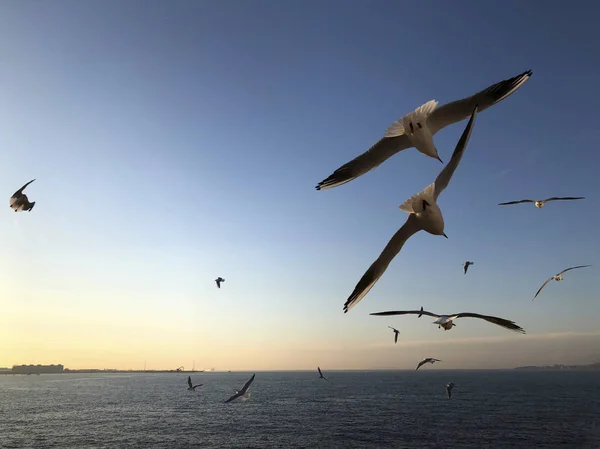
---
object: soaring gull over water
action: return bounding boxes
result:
[187,376,203,391]
[343,106,478,313]
[498,196,585,208]
[316,70,532,190]
[533,265,592,299]
[388,326,400,344]
[371,306,526,333]
[317,367,329,381]
[224,373,255,403]
[10,179,36,212]
[416,358,441,371]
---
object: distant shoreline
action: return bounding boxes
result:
[513,363,600,371]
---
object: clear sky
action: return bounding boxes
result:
[1,0,599,371]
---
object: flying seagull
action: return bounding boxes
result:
[10,179,36,212]
[463,261,474,274]
[224,373,255,403]
[215,277,225,289]
[187,376,203,391]
[446,382,455,398]
[371,306,526,333]
[317,366,329,381]
[342,106,479,313]
[533,265,592,299]
[416,358,441,371]
[388,326,400,344]
[315,70,532,190]
[498,197,585,208]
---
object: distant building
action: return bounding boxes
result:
[12,364,64,374]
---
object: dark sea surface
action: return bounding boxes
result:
[1,370,599,449]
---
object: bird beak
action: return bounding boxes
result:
[442,233,448,239]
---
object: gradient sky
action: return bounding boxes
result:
[1,0,599,371]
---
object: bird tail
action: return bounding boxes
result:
[28,202,36,211]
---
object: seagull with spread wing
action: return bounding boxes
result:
[533,265,592,299]
[498,196,584,208]
[187,376,203,392]
[388,326,400,344]
[371,306,525,333]
[10,179,36,212]
[224,373,255,403]
[342,106,479,313]
[416,358,441,371]
[317,367,329,381]
[316,70,531,190]
[463,261,474,274]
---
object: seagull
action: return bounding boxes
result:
[371,306,526,333]
[342,106,479,313]
[463,261,474,274]
[10,179,36,212]
[416,358,441,371]
[446,382,455,398]
[224,373,255,403]
[533,265,592,299]
[187,376,203,391]
[315,70,532,190]
[317,366,329,381]
[388,326,400,344]
[215,277,225,289]
[498,197,585,208]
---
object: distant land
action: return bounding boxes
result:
[514,362,600,371]
[0,364,220,375]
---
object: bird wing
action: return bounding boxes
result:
[534,276,555,299]
[558,265,592,276]
[12,179,36,197]
[387,326,397,332]
[239,373,256,395]
[426,70,532,135]
[343,215,422,313]
[394,332,398,344]
[415,360,427,371]
[433,105,478,201]
[464,264,468,274]
[370,309,438,318]
[432,358,441,362]
[224,391,243,403]
[497,199,535,206]
[452,312,525,333]
[315,135,411,190]
[192,384,203,389]
[543,197,585,203]
[187,376,192,388]
[318,367,323,376]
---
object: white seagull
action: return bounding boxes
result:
[317,366,329,381]
[343,106,479,313]
[533,265,592,299]
[388,326,400,344]
[463,261,474,275]
[215,277,225,289]
[10,179,36,212]
[416,358,441,371]
[498,196,585,208]
[224,373,255,403]
[187,376,203,392]
[315,70,532,190]
[446,382,455,398]
[371,306,526,333]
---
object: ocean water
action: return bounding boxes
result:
[1,370,599,448]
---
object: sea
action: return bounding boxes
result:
[1,370,599,449]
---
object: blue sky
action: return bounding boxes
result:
[1,0,598,370]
